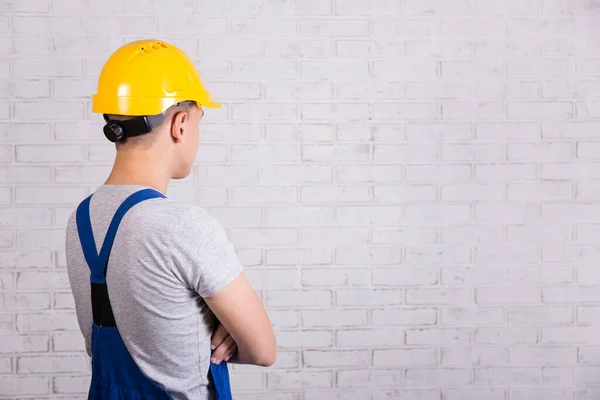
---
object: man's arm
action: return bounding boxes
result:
[204,273,276,367]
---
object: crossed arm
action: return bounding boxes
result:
[204,273,276,367]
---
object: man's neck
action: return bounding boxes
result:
[105,150,170,195]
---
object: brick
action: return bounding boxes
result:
[0,0,49,12]
[337,165,403,183]
[508,182,572,201]
[337,122,405,141]
[266,248,332,266]
[337,369,403,388]
[406,122,471,141]
[442,184,504,201]
[232,186,297,204]
[301,185,370,203]
[372,308,437,326]
[301,19,369,36]
[14,102,84,121]
[16,145,85,162]
[508,267,573,284]
[301,103,370,121]
[303,350,370,367]
[262,165,332,184]
[167,186,228,205]
[302,309,368,328]
[232,60,296,80]
[337,39,405,58]
[543,366,574,386]
[512,389,575,400]
[336,82,405,101]
[406,204,471,224]
[406,81,471,100]
[266,290,332,307]
[0,334,48,353]
[336,289,403,307]
[509,346,576,365]
[16,312,79,332]
[233,144,298,162]
[406,245,471,265]
[242,269,299,290]
[265,123,333,142]
[17,355,88,374]
[0,377,49,395]
[203,165,260,184]
[0,80,50,98]
[232,103,297,121]
[0,356,11,373]
[374,185,437,202]
[16,187,86,206]
[405,368,472,387]
[543,327,598,344]
[373,102,440,121]
[268,311,299,328]
[508,142,573,161]
[336,206,403,226]
[442,267,506,286]
[442,347,507,366]
[406,288,473,305]
[406,164,471,182]
[374,143,439,162]
[336,247,403,265]
[231,18,297,37]
[275,331,333,349]
[477,287,541,305]
[442,60,504,79]
[268,371,332,390]
[476,122,540,140]
[508,101,573,119]
[441,18,505,37]
[302,269,370,287]
[372,267,438,285]
[302,144,369,162]
[373,61,438,80]
[266,206,333,226]
[475,163,537,181]
[229,228,297,246]
[2,293,50,310]
[475,368,541,386]
[444,389,507,400]
[266,39,333,58]
[508,224,573,242]
[374,349,437,367]
[441,307,504,326]
[372,227,437,246]
[265,82,332,101]
[406,328,472,346]
[336,329,404,347]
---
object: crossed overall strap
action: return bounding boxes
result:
[76,189,166,326]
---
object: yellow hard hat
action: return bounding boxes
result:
[92,39,220,116]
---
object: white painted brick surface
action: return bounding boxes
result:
[0,1,599,398]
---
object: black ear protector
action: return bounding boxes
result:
[103,122,125,143]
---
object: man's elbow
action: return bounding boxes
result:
[254,347,276,367]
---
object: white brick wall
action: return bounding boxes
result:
[1,0,599,399]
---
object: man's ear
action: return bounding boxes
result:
[169,110,189,143]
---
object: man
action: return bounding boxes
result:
[65,40,276,399]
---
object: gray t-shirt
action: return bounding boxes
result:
[65,184,243,400]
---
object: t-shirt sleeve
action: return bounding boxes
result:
[169,207,243,298]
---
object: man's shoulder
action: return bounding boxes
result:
[65,194,220,236]
[139,198,225,237]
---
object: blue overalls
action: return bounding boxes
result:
[76,188,232,400]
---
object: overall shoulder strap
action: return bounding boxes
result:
[76,188,166,284]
